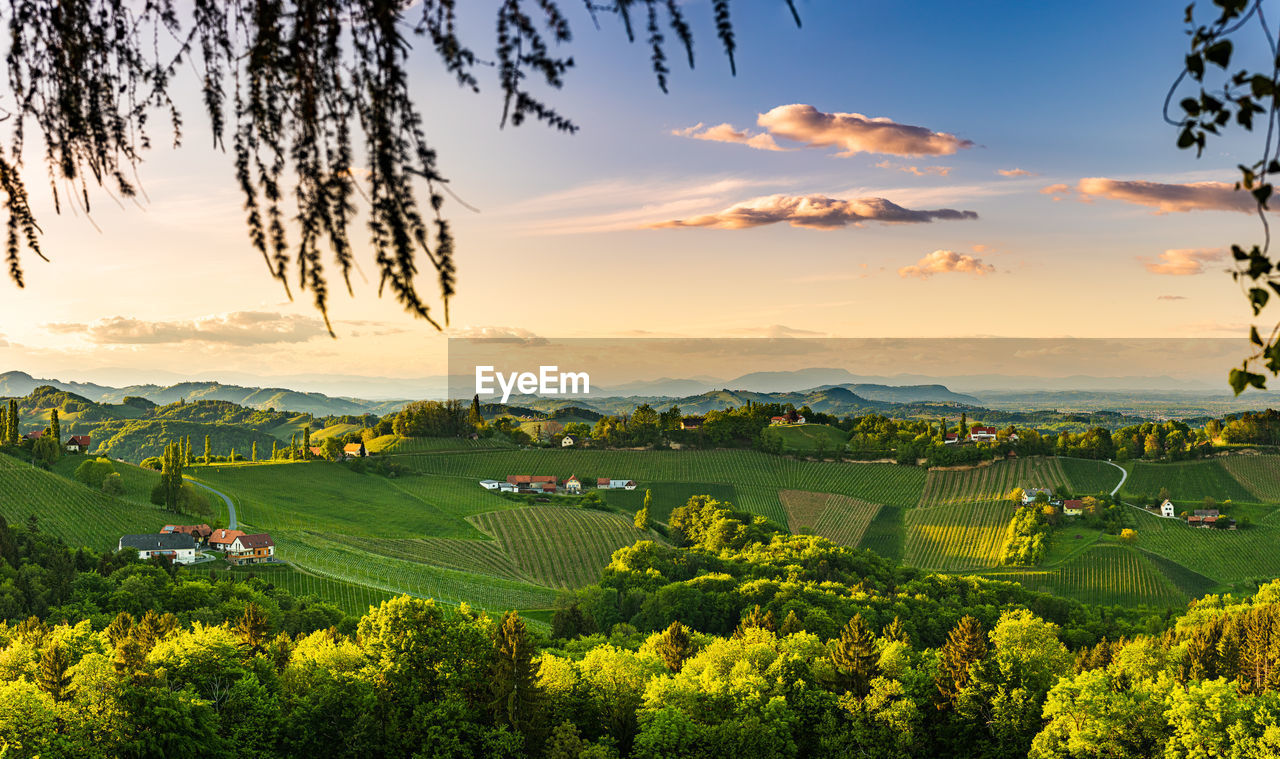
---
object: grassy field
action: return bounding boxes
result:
[601,481,737,524]
[468,507,663,588]
[761,423,849,453]
[375,435,516,453]
[780,490,882,547]
[856,506,905,562]
[0,454,178,551]
[904,500,1015,570]
[917,457,1070,507]
[1219,455,1280,502]
[1121,460,1256,504]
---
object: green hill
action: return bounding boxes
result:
[761,423,849,454]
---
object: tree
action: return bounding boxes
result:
[830,613,879,697]
[0,2,794,333]
[469,394,486,430]
[302,426,312,460]
[251,441,258,462]
[30,434,59,468]
[635,490,652,529]
[655,620,695,673]
[203,434,211,465]
[271,440,279,460]
[1119,528,1138,545]
[779,609,805,637]
[937,615,987,707]
[36,643,74,702]
[235,602,271,654]
[48,409,59,445]
[490,611,544,745]
[883,616,910,645]
[322,436,345,462]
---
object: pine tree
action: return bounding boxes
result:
[203,434,211,465]
[737,604,776,635]
[960,412,968,436]
[830,613,880,697]
[490,611,544,745]
[271,440,279,460]
[251,441,258,462]
[936,615,987,707]
[37,644,74,702]
[104,612,134,649]
[235,602,270,653]
[230,446,236,462]
[159,440,184,508]
[635,490,652,529]
[655,620,695,673]
[883,615,910,645]
[468,394,485,429]
[302,426,311,459]
[291,434,298,460]
[779,609,804,636]
[49,408,59,444]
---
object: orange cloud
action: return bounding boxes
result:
[756,104,974,157]
[898,250,995,279]
[671,122,786,152]
[1142,248,1227,276]
[998,168,1035,177]
[875,160,951,176]
[1045,178,1260,213]
[652,194,978,230]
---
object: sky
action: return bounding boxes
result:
[0,0,1274,390]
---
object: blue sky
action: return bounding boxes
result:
[0,1,1269,383]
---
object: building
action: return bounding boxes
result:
[597,478,637,490]
[969,426,998,442]
[565,475,582,494]
[944,433,959,445]
[162,524,212,546]
[680,416,704,431]
[209,529,246,551]
[64,435,91,453]
[226,533,275,565]
[769,410,806,426]
[506,475,557,494]
[119,533,197,564]
[23,430,42,441]
[1021,487,1053,505]
[1008,431,1020,442]
[1062,499,1084,517]
[1160,499,1176,518]
[343,442,368,458]
[1189,509,1221,528]
[479,480,503,490]
[309,446,325,458]
[562,435,580,448]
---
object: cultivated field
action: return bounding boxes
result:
[856,506,905,562]
[601,481,737,524]
[469,507,663,588]
[205,563,396,616]
[779,490,882,547]
[1124,508,1280,586]
[762,423,850,453]
[983,543,1191,608]
[1219,455,1280,502]
[1121,460,1255,503]
[905,500,1014,570]
[917,457,1070,507]
[1059,458,1125,495]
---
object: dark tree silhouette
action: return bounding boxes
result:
[0,1,800,333]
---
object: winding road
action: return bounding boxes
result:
[1102,459,1128,496]
[187,479,238,529]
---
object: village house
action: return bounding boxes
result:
[565,475,582,494]
[479,480,503,490]
[680,416,704,431]
[64,435,91,453]
[343,442,369,458]
[23,430,42,441]
[969,426,998,442]
[1062,499,1084,517]
[769,410,806,426]
[1021,487,1053,505]
[1160,499,1176,518]
[597,478,637,490]
[309,446,325,458]
[226,533,275,565]
[944,433,959,445]
[119,533,197,564]
[507,475,557,494]
[1188,509,1225,528]
[1008,431,1020,442]
[562,435,580,448]
[209,529,246,552]
[162,524,212,547]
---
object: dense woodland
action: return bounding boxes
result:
[3,499,1280,757]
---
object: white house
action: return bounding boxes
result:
[479,480,503,490]
[969,426,998,442]
[119,533,197,564]
[226,533,275,566]
[565,475,582,494]
[597,478,637,490]
[1160,499,1176,518]
[943,433,959,445]
[562,435,580,448]
[498,482,517,493]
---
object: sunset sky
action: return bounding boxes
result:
[0,1,1273,389]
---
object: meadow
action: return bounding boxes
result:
[761,423,850,453]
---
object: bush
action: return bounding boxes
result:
[74,457,116,489]
[140,456,163,471]
[101,472,125,495]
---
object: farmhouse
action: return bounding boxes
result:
[209,529,246,551]
[226,533,275,565]
[119,533,197,564]
[479,480,503,490]
[309,446,325,458]
[597,478,637,490]
[969,426,998,442]
[565,475,582,494]
[23,430,42,440]
[769,410,806,426]
[681,416,704,431]
[1160,499,1176,518]
[1062,499,1084,517]
[344,442,369,458]
[507,475,557,493]
[944,433,959,445]
[64,435,91,453]
[162,524,212,546]
[1021,487,1053,505]
[562,435,580,448]
[1188,509,1222,528]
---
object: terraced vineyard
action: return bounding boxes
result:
[983,543,1190,607]
[1121,460,1255,503]
[319,533,534,583]
[376,435,517,453]
[918,457,1069,507]
[904,500,1014,570]
[779,490,882,546]
[1125,509,1280,585]
[0,455,175,551]
[469,507,663,588]
[601,481,737,524]
[1219,455,1280,502]
[397,449,926,511]
[1059,458,1125,495]
[856,506,905,562]
[205,563,396,616]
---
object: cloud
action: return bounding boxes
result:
[756,104,974,157]
[653,194,978,230]
[898,250,996,279]
[42,312,327,345]
[1045,178,1261,213]
[671,122,786,152]
[1142,248,1227,276]
[1157,295,1188,300]
[445,325,541,340]
[875,161,951,176]
[997,168,1035,177]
